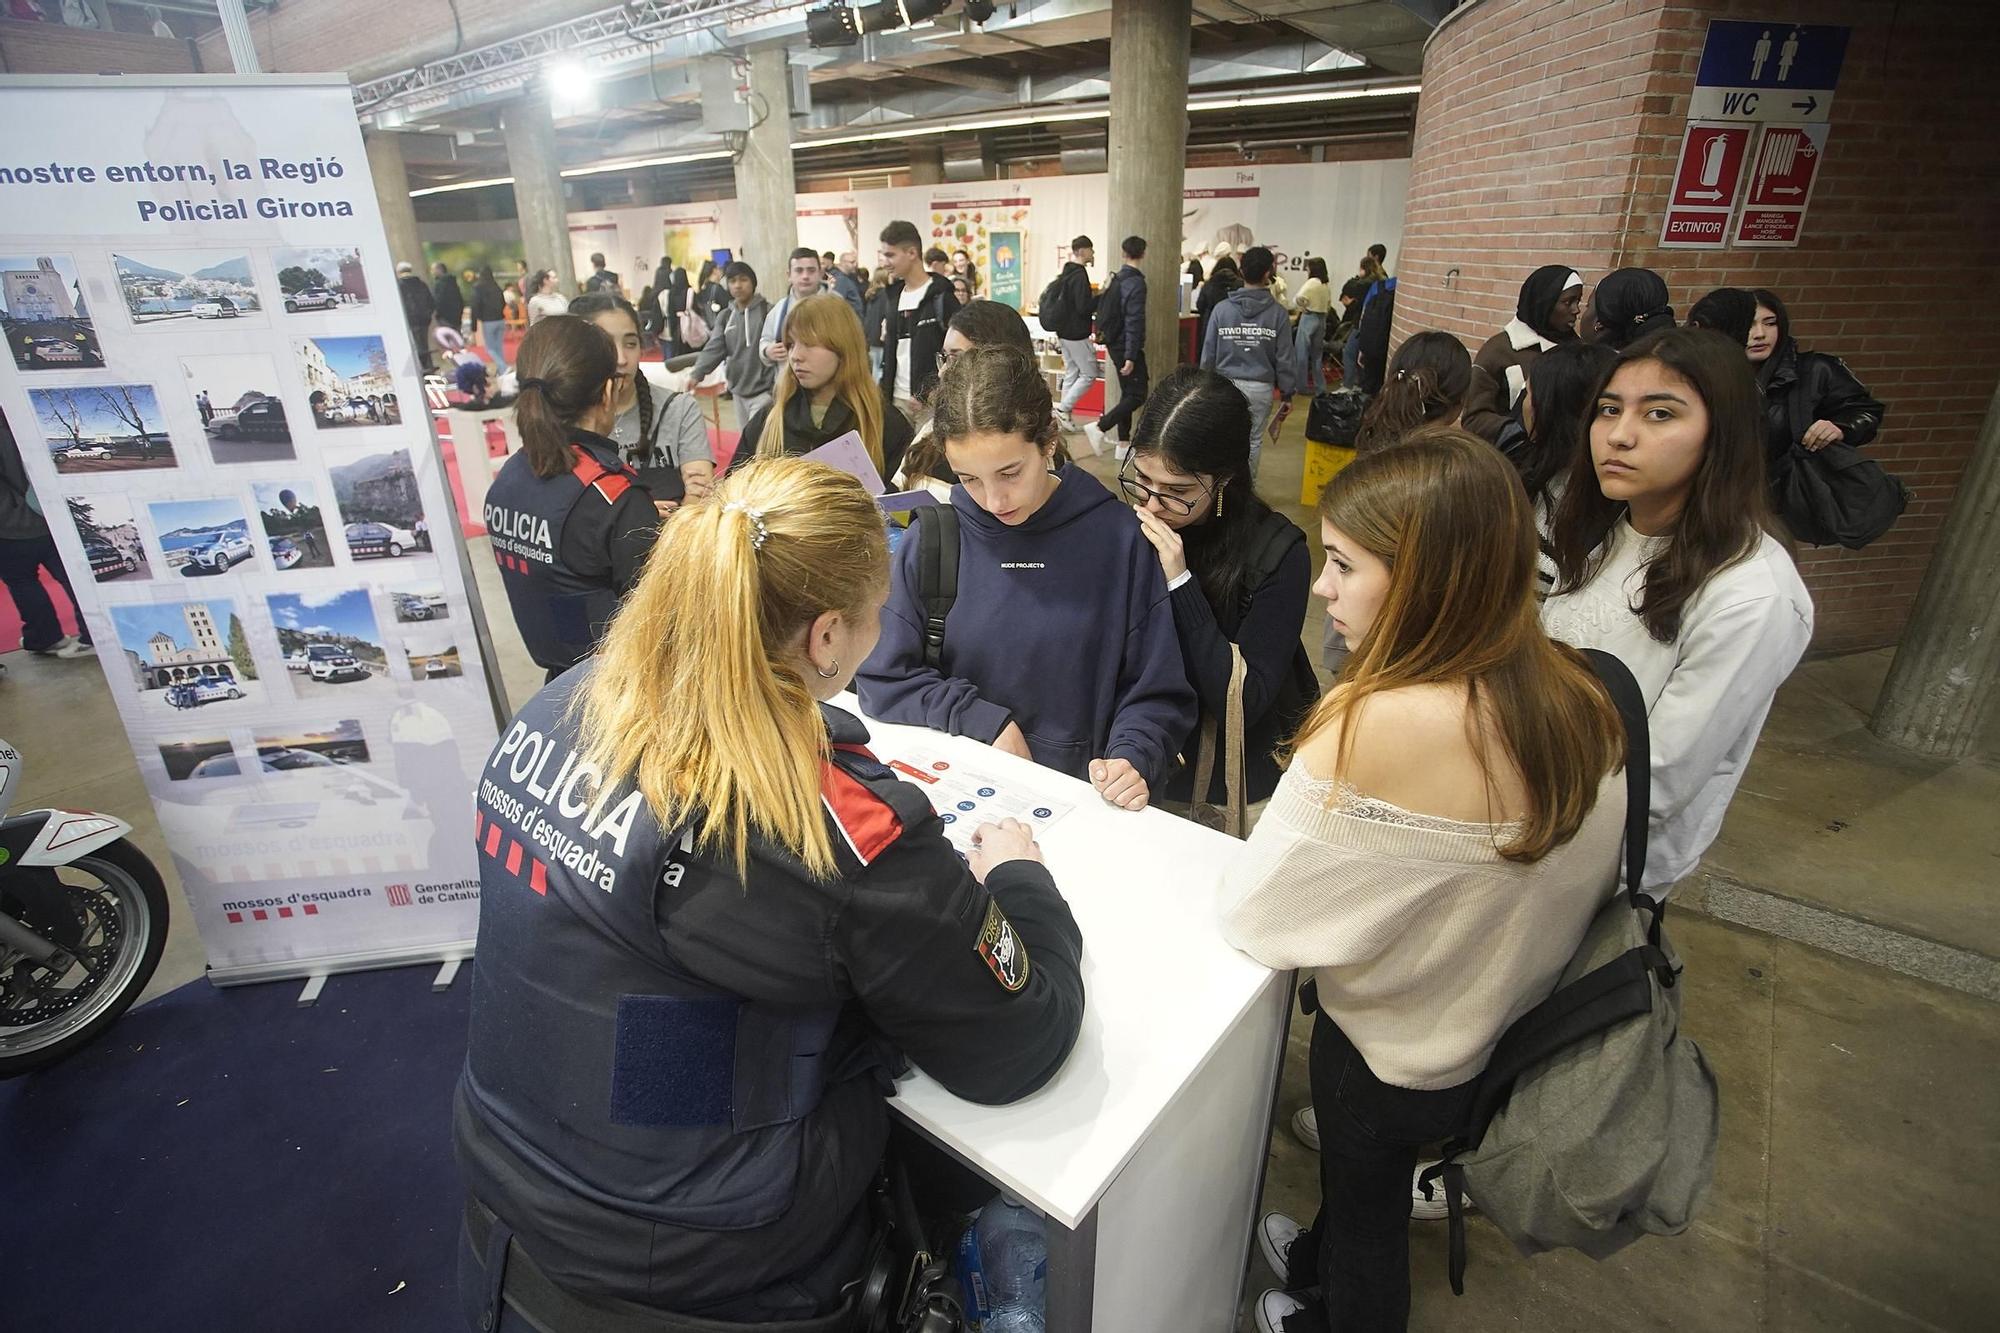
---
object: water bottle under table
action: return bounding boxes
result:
[954,1194,1048,1331]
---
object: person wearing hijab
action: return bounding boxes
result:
[1590,267,1676,350]
[1686,287,1757,346]
[1461,264,1584,444]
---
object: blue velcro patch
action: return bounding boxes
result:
[609,994,736,1127]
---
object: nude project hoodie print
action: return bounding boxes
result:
[856,466,1198,788]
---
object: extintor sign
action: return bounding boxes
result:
[1660,122,1753,249]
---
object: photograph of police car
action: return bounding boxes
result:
[147,497,261,576]
[268,588,391,699]
[330,448,430,560]
[392,586,448,622]
[274,246,369,314]
[66,494,151,582]
[3,253,104,371]
[108,598,264,719]
[402,627,461,680]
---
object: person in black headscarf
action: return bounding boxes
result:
[1686,287,1757,346]
[1194,255,1243,362]
[1589,266,1676,349]
[1461,263,1584,443]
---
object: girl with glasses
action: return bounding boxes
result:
[857,346,1196,811]
[1125,368,1319,818]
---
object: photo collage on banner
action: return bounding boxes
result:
[0,76,503,981]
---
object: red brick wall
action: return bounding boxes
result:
[1396,0,2000,652]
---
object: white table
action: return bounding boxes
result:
[838,697,1291,1332]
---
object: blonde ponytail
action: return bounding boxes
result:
[570,457,890,880]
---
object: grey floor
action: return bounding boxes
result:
[2,404,1994,1330]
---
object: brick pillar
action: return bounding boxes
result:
[1397,0,2000,654]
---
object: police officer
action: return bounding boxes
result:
[483,314,661,681]
[456,456,1086,1331]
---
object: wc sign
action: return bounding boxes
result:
[1659,122,1752,250]
[1687,20,1848,123]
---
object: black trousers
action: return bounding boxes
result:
[0,534,87,652]
[1096,351,1149,441]
[1282,1012,1475,1333]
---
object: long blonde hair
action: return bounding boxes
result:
[757,293,886,474]
[571,457,890,880]
[1294,428,1623,861]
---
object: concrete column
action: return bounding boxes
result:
[363,132,425,272]
[736,45,798,275]
[1870,378,2000,755]
[502,95,574,292]
[908,144,945,186]
[1107,0,1192,374]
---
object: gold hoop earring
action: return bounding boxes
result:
[815,658,840,680]
[1214,478,1229,518]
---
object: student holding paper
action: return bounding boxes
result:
[568,293,714,513]
[733,294,914,483]
[857,346,1196,810]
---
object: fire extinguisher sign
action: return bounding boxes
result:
[1660,122,1754,249]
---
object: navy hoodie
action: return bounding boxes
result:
[856,466,1197,788]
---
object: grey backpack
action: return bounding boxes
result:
[1421,649,1719,1292]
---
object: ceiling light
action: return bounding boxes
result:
[547,59,596,105]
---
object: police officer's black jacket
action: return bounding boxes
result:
[455,672,1086,1321]
[482,430,659,674]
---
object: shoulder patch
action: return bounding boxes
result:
[976,898,1031,993]
[820,759,905,867]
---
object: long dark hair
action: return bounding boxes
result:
[1130,367,1268,617]
[903,307,1056,484]
[568,293,662,465]
[931,345,1057,456]
[1549,327,1775,642]
[1304,256,1330,284]
[1519,340,1618,503]
[513,315,618,478]
[1355,331,1472,454]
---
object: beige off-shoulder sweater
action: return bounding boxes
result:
[1220,759,1627,1090]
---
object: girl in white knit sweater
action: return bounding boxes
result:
[1541,326,1813,898]
[1223,429,1630,1333]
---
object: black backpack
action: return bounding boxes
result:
[1093,271,1125,345]
[1037,274,1073,335]
[912,504,960,670]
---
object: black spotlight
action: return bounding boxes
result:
[806,3,862,47]
[963,0,996,21]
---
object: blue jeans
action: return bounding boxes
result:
[481,320,507,373]
[1341,328,1361,387]
[1296,311,1328,396]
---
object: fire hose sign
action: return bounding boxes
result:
[1660,122,1752,249]
[1735,123,1828,247]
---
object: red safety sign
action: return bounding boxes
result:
[1670,124,1752,208]
[1736,122,1829,248]
[1660,122,1751,249]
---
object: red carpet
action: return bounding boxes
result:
[0,568,82,654]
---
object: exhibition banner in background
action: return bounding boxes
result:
[0,74,504,984]
[927,190,1031,292]
[987,231,1023,310]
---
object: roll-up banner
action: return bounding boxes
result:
[0,74,507,985]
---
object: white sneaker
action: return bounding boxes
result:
[1054,407,1077,434]
[1290,1104,1319,1151]
[1411,1161,1471,1221]
[1082,422,1105,455]
[1257,1210,1302,1281]
[1113,442,1130,463]
[1255,1288,1307,1333]
[53,638,95,659]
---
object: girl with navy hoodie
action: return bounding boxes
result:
[857,346,1197,811]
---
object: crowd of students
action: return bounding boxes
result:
[465,240,1880,1333]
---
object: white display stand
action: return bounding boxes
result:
[838,697,1291,1332]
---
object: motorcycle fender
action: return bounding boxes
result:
[2,809,133,868]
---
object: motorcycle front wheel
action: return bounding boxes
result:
[0,838,170,1077]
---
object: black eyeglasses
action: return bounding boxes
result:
[1118,458,1207,517]
[934,347,965,375]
